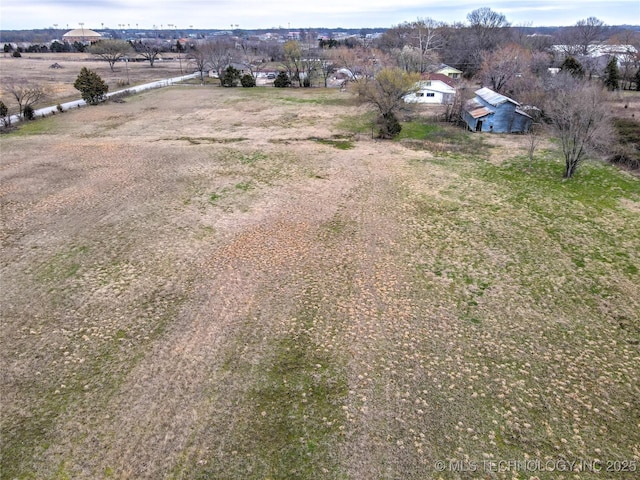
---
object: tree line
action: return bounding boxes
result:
[2,8,639,178]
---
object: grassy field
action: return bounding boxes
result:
[1,84,639,480]
[0,52,191,111]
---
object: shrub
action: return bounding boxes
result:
[74,67,109,105]
[377,112,402,139]
[303,76,311,88]
[0,100,9,127]
[23,105,35,120]
[221,66,241,87]
[240,74,256,88]
[56,104,64,113]
[12,51,21,58]
[273,71,291,88]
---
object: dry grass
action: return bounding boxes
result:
[0,52,190,110]
[1,84,639,480]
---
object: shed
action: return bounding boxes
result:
[463,87,532,133]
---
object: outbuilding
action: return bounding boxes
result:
[463,87,532,133]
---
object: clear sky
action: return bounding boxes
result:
[1,0,638,31]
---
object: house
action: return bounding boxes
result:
[463,87,532,133]
[404,73,456,105]
[435,64,463,80]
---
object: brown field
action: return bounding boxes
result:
[0,52,191,109]
[1,80,639,479]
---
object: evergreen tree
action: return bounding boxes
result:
[74,67,109,105]
[240,73,256,87]
[0,100,9,127]
[604,57,620,91]
[221,66,241,87]
[23,105,35,121]
[273,71,291,88]
[560,56,585,78]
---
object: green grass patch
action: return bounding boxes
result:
[35,245,89,283]
[235,181,254,191]
[240,151,268,164]
[396,121,441,140]
[336,111,376,135]
[4,116,60,136]
[311,136,354,150]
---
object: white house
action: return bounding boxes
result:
[404,73,456,105]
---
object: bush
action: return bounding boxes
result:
[0,100,9,126]
[221,66,241,87]
[377,112,402,139]
[12,51,21,58]
[240,74,256,88]
[273,71,291,88]
[23,105,35,120]
[56,104,64,113]
[303,76,311,88]
[74,67,109,105]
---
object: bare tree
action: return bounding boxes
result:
[331,46,387,83]
[202,39,232,85]
[479,44,529,94]
[132,40,164,67]
[238,38,265,77]
[88,39,132,71]
[2,80,47,118]
[187,48,208,83]
[573,17,608,56]
[317,48,335,87]
[526,123,543,171]
[410,18,445,73]
[544,75,614,178]
[466,7,511,72]
[283,40,306,86]
[384,18,444,73]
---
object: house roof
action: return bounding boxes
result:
[475,87,520,107]
[420,73,455,88]
[435,64,462,74]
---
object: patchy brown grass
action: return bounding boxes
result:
[1,86,639,480]
[0,52,190,110]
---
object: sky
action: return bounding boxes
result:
[1,0,639,31]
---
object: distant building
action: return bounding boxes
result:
[435,64,463,80]
[62,28,102,44]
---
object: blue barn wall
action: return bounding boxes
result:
[464,88,532,133]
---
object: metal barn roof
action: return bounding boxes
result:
[475,87,520,107]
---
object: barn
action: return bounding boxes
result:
[463,87,532,133]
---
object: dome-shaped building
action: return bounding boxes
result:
[62,28,102,44]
